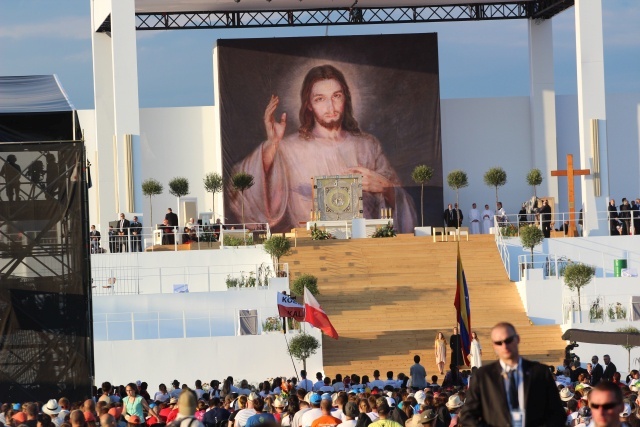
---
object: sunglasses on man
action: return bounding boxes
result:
[493,335,517,346]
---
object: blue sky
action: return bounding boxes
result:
[0,0,638,110]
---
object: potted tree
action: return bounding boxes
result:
[288,333,320,372]
[484,167,507,210]
[141,178,163,226]
[447,170,468,228]
[263,235,292,278]
[411,165,434,234]
[168,177,189,231]
[563,262,595,323]
[617,326,640,372]
[231,172,255,227]
[519,225,544,280]
[203,172,223,221]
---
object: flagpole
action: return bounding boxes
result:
[283,331,300,381]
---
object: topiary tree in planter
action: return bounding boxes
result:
[169,177,190,227]
[291,274,319,297]
[141,178,163,225]
[263,235,292,276]
[519,225,544,268]
[617,326,640,372]
[447,170,468,228]
[203,172,223,220]
[526,168,543,198]
[411,165,434,227]
[484,167,507,210]
[231,172,255,226]
[288,332,320,372]
[563,262,595,312]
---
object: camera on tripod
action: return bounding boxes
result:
[565,341,580,363]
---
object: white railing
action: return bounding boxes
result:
[93,309,302,341]
[90,261,288,296]
[90,222,270,253]
[493,216,511,278]
[562,294,632,325]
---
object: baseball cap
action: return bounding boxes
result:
[310,394,322,405]
[321,393,332,401]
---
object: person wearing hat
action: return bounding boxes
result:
[560,387,575,404]
[340,402,359,427]
[368,398,402,427]
[234,392,259,427]
[44,400,62,418]
[13,411,28,426]
[272,397,286,424]
[310,399,341,427]
[301,394,323,427]
[459,322,565,427]
[418,409,437,427]
[445,394,464,424]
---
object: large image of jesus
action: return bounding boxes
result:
[227,64,417,232]
[218,34,443,233]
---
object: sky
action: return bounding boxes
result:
[0,0,639,110]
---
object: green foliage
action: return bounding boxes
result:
[203,172,223,216]
[411,165,434,185]
[520,225,544,268]
[225,271,256,288]
[262,316,282,332]
[263,235,292,270]
[168,177,190,198]
[608,303,627,321]
[142,178,163,197]
[617,326,640,371]
[288,333,320,371]
[291,274,319,297]
[141,178,163,224]
[563,263,596,292]
[223,234,253,246]
[526,169,543,187]
[499,224,519,237]
[447,170,469,190]
[231,172,255,225]
[372,221,396,238]
[564,263,595,313]
[484,167,507,187]
[412,165,434,227]
[311,224,333,240]
[484,167,507,207]
[231,172,255,192]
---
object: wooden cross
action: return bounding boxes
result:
[551,154,590,237]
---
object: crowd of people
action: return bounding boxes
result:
[442,203,504,235]
[2,323,638,427]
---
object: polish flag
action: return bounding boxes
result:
[277,292,305,321]
[304,287,338,339]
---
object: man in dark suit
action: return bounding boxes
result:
[591,355,604,385]
[459,322,565,427]
[539,199,552,238]
[130,216,142,252]
[602,354,617,382]
[116,213,130,252]
[165,208,179,227]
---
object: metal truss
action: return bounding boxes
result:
[125,1,573,32]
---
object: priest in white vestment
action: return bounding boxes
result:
[481,204,494,234]
[227,65,417,233]
[468,203,481,234]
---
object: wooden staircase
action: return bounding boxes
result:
[282,234,566,378]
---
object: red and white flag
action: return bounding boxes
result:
[304,287,339,339]
[277,292,305,321]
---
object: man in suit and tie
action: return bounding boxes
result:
[591,355,604,385]
[130,216,143,252]
[117,213,130,252]
[602,354,617,382]
[459,322,565,426]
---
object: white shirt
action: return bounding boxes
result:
[234,409,257,427]
[292,408,311,427]
[300,408,322,427]
[499,357,525,427]
[368,379,385,390]
[299,379,314,392]
[338,421,357,427]
[319,385,334,392]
